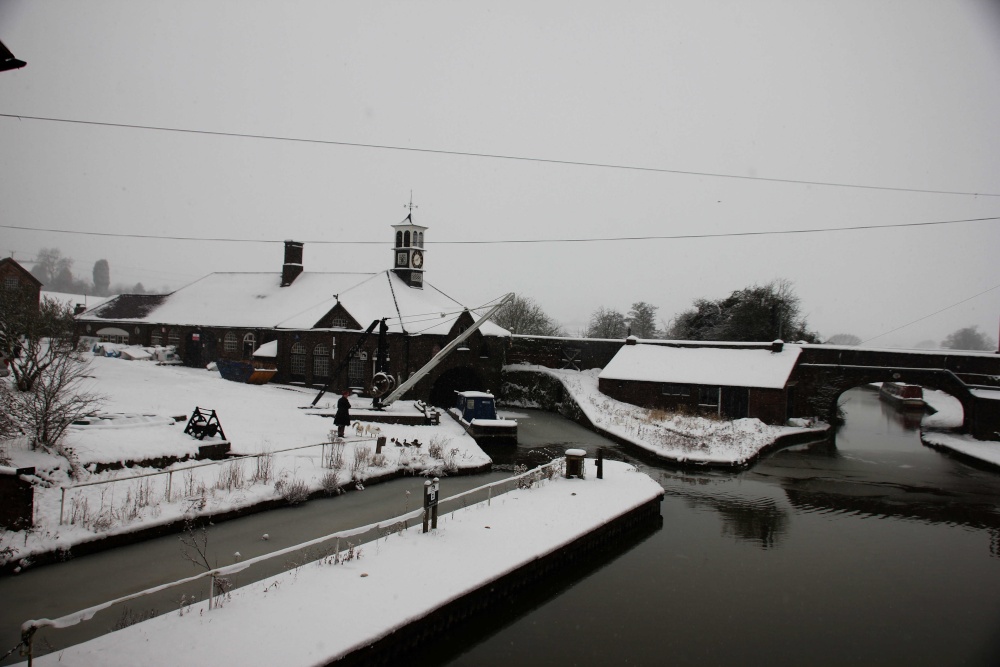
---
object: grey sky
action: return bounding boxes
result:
[2,1,999,346]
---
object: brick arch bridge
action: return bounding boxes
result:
[506,336,1000,441]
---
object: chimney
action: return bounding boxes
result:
[771,339,784,353]
[281,240,303,287]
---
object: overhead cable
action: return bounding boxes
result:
[2,112,998,197]
[2,215,998,246]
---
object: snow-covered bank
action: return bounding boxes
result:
[505,364,828,466]
[1,355,490,568]
[16,459,662,667]
[921,387,1000,469]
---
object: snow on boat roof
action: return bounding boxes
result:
[456,390,495,398]
[599,343,802,389]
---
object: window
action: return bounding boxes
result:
[349,351,368,387]
[224,332,237,352]
[290,342,306,376]
[331,318,347,329]
[96,327,130,344]
[167,329,180,347]
[151,331,162,346]
[662,384,690,396]
[4,276,17,290]
[395,231,402,247]
[242,333,256,359]
[403,230,411,247]
[698,386,720,408]
[313,344,330,377]
[415,231,423,248]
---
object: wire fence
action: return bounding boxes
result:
[56,436,376,526]
[18,458,566,665]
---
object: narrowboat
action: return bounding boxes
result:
[449,390,517,444]
[878,381,925,409]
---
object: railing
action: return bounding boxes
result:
[57,437,372,525]
[18,459,565,664]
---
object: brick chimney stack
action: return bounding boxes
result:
[281,241,304,287]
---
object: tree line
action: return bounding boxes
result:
[29,248,147,296]
[494,279,996,351]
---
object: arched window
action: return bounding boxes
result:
[395,231,402,248]
[403,230,410,247]
[242,333,256,359]
[313,344,330,377]
[167,329,180,347]
[349,350,368,387]
[290,342,307,376]
[224,332,237,353]
[416,231,423,247]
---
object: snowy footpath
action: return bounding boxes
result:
[1,355,490,569]
[16,459,662,667]
[506,364,827,466]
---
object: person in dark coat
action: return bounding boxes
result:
[334,390,352,438]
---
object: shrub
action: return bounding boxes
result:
[275,476,309,504]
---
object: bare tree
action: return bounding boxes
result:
[586,307,628,339]
[942,326,995,351]
[826,333,862,346]
[8,345,102,461]
[3,295,77,392]
[493,294,563,336]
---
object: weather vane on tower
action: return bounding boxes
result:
[404,191,418,218]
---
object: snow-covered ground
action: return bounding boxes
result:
[507,364,827,466]
[16,459,661,667]
[921,387,1000,469]
[1,353,490,567]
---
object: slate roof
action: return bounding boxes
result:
[79,294,169,320]
[599,343,802,389]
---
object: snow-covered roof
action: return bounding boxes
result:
[79,270,510,337]
[599,343,802,389]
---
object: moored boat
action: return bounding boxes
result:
[878,381,924,409]
[449,390,517,444]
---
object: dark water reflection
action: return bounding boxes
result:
[431,389,1000,667]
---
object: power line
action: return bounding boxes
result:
[3,112,999,198]
[860,283,1000,345]
[2,215,998,246]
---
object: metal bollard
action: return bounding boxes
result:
[423,477,440,533]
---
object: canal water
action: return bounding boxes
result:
[2,387,998,666]
[427,387,1000,667]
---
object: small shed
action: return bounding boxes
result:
[455,391,499,422]
[598,343,802,424]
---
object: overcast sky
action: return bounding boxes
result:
[2,1,999,347]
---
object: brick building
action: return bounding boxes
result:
[76,217,511,405]
[598,339,801,424]
[0,257,42,311]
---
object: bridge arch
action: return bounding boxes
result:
[797,365,975,431]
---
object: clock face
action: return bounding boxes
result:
[411,250,423,268]
[396,252,407,267]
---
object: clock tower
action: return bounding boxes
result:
[391,213,427,289]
